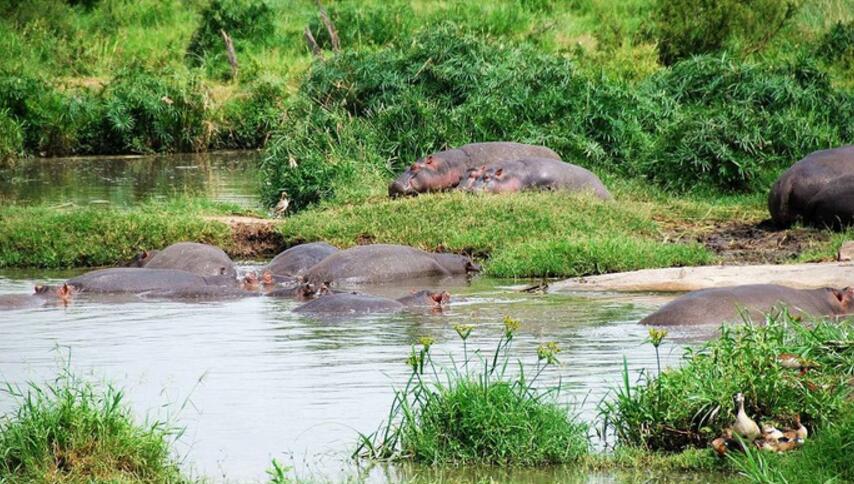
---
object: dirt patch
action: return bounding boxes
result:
[205,216,285,259]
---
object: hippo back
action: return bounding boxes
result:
[769,145,854,226]
[144,242,237,278]
[302,244,450,286]
[264,242,339,277]
[806,174,854,229]
[515,157,611,199]
[459,142,560,168]
[68,268,211,294]
[293,293,404,314]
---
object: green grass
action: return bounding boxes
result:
[357,319,589,466]
[600,313,854,452]
[0,198,246,268]
[0,370,188,483]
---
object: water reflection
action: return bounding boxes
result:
[0,269,698,482]
[0,151,260,208]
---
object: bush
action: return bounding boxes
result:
[654,0,802,65]
[0,371,187,482]
[186,0,275,66]
[0,108,24,161]
[357,319,589,465]
[214,76,284,149]
[600,314,854,452]
[818,21,854,67]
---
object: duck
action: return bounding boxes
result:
[711,428,744,456]
[732,393,762,441]
[794,415,808,440]
[762,424,784,442]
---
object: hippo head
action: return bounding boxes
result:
[459,165,488,192]
[388,151,469,197]
[433,253,481,275]
[34,283,72,303]
[128,249,158,268]
[831,287,854,314]
[430,290,451,307]
[261,271,275,287]
[242,272,259,291]
[481,167,522,193]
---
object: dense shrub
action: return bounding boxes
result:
[214,77,284,149]
[0,108,24,161]
[261,25,853,211]
[186,0,275,66]
[818,21,854,67]
[654,0,802,65]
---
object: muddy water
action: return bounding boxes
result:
[0,151,260,208]
[0,267,710,482]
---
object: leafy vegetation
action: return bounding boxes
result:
[357,318,589,465]
[0,370,187,483]
[600,313,854,452]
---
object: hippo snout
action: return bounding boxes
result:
[388,179,416,197]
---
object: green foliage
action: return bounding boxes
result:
[186,0,275,66]
[0,370,187,483]
[0,198,237,268]
[818,20,854,66]
[600,313,853,452]
[0,108,24,161]
[357,322,589,465]
[654,0,802,65]
[214,77,285,149]
[307,1,417,50]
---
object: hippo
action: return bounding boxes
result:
[140,242,237,278]
[768,145,854,227]
[67,268,236,294]
[301,244,479,286]
[262,242,339,277]
[127,250,159,268]
[0,284,72,310]
[640,284,854,326]
[388,142,561,197]
[142,285,257,301]
[464,158,612,199]
[293,290,449,314]
[805,174,854,229]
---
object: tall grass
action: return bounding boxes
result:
[600,312,854,452]
[356,318,589,465]
[0,370,188,483]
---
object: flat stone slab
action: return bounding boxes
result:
[550,262,854,293]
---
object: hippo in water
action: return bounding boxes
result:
[67,268,237,294]
[768,145,854,228]
[640,284,854,326]
[127,250,159,268]
[293,290,450,314]
[301,244,479,286]
[463,158,611,199]
[0,283,72,310]
[388,142,561,197]
[137,242,237,278]
[262,242,339,277]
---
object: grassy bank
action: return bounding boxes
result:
[0,371,188,483]
[0,198,249,268]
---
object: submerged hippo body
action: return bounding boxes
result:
[640,284,854,326]
[142,242,237,278]
[0,284,72,311]
[466,158,611,199]
[302,244,478,286]
[294,290,448,314]
[388,142,560,196]
[805,174,854,229]
[67,268,236,294]
[263,242,339,277]
[769,145,854,227]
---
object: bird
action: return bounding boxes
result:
[274,192,290,217]
[794,415,808,440]
[762,424,784,442]
[732,393,762,441]
[711,428,743,456]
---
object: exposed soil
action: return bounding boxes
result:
[205,216,285,259]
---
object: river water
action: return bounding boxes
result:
[0,152,714,482]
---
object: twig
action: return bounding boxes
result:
[316,0,340,52]
[304,26,321,57]
[219,29,239,80]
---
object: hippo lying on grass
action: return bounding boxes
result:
[0,284,72,310]
[769,145,854,228]
[262,242,339,277]
[67,268,237,294]
[302,244,479,286]
[460,157,611,199]
[389,142,560,196]
[133,242,238,278]
[294,290,450,315]
[640,284,854,326]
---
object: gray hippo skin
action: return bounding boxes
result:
[466,157,611,199]
[126,250,159,267]
[67,268,236,294]
[294,290,449,314]
[142,242,237,278]
[805,173,854,229]
[302,244,479,286]
[263,242,339,277]
[388,142,560,196]
[0,284,72,310]
[768,145,854,227]
[640,284,854,326]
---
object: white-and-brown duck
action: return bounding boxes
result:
[732,393,762,441]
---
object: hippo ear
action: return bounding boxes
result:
[495,168,504,178]
[426,155,434,165]
[57,283,71,299]
[410,163,420,172]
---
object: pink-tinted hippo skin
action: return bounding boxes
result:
[301,244,479,287]
[0,284,72,310]
[293,290,449,314]
[466,158,611,199]
[805,173,854,229]
[640,284,854,326]
[769,145,854,227]
[262,242,339,277]
[141,242,237,278]
[67,268,238,295]
[388,142,561,197]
